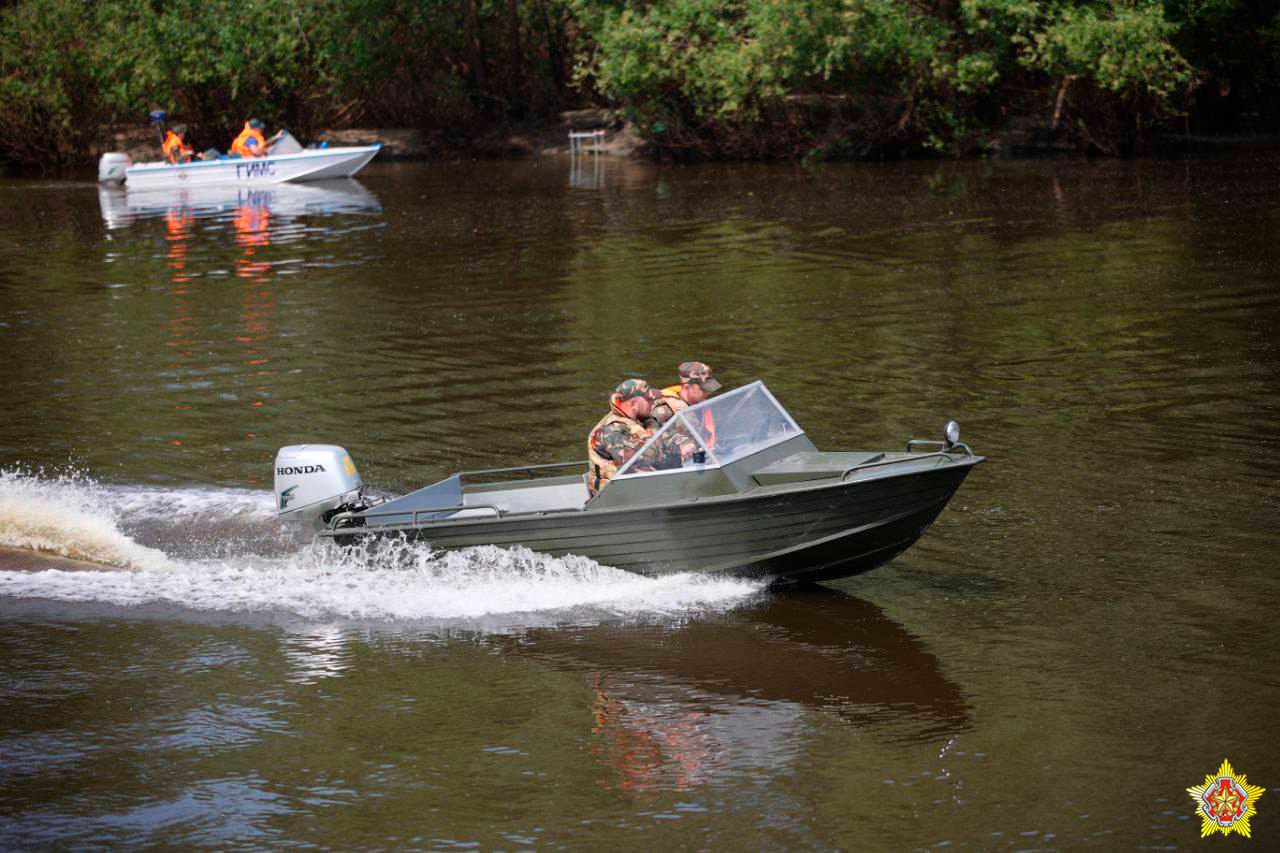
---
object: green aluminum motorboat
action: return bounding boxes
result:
[274,382,984,583]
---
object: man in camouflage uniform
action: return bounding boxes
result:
[647,361,722,468]
[587,379,658,496]
[651,361,723,427]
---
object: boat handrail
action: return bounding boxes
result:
[905,439,974,456]
[457,460,586,481]
[840,448,973,481]
[328,503,503,529]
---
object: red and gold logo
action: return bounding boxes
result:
[1187,758,1264,838]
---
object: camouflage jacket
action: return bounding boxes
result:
[649,387,704,468]
[649,386,688,428]
[587,406,654,495]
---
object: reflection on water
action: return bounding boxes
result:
[0,586,964,846]
[97,179,383,306]
[512,588,967,793]
[570,148,606,190]
[2,154,1280,846]
[233,202,272,282]
[60,179,384,478]
[282,626,352,685]
[98,180,383,229]
[163,207,194,283]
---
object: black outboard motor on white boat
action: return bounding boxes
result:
[274,445,371,530]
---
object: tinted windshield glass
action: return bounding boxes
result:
[616,382,802,477]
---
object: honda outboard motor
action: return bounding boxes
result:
[98,152,131,185]
[275,445,366,530]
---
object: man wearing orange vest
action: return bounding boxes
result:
[230,119,269,158]
[651,361,722,428]
[650,361,721,467]
[162,124,195,164]
[649,361,720,469]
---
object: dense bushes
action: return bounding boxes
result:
[0,0,577,163]
[575,0,1205,156]
[0,0,1275,164]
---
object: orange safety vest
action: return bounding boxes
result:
[230,123,267,158]
[162,130,193,164]
[651,386,686,427]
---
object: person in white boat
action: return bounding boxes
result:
[229,119,278,158]
[161,124,194,164]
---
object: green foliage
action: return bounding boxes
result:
[571,1,1205,156]
[1021,2,1194,99]
[575,0,946,118]
[0,0,573,164]
[0,0,1274,164]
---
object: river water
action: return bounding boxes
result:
[1,153,1278,847]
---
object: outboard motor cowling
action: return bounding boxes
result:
[275,445,363,529]
[98,152,131,185]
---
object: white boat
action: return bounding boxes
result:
[98,134,381,188]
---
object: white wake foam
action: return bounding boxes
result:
[108,483,277,521]
[0,470,761,622]
[0,468,179,571]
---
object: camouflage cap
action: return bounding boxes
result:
[678,361,722,392]
[614,378,655,401]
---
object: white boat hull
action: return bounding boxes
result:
[122,145,381,189]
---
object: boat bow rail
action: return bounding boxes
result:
[453,460,588,482]
[323,460,589,532]
[839,443,976,482]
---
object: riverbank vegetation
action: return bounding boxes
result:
[2,0,1276,165]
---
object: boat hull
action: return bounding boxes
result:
[123,145,381,189]
[331,461,978,582]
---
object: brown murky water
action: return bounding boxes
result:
[2,153,1278,847]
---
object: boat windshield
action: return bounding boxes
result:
[616,381,803,477]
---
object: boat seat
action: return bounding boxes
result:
[463,479,589,515]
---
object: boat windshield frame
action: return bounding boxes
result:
[614,381,805,479]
